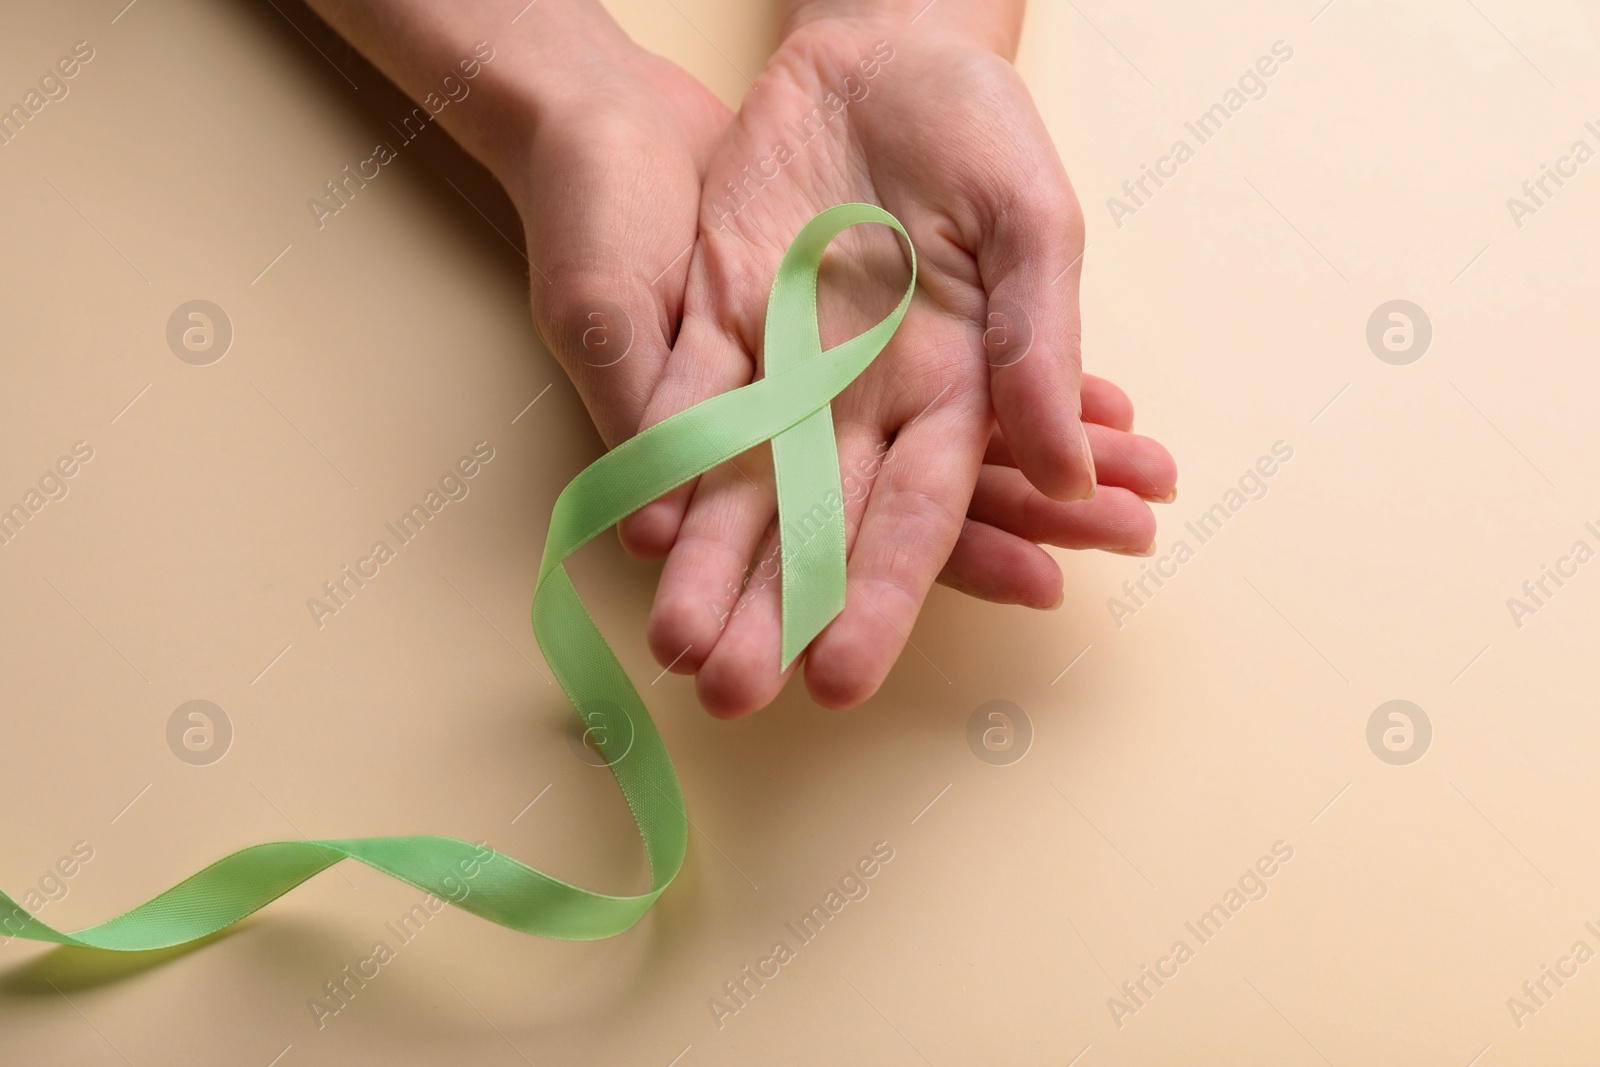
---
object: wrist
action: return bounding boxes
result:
[779,0,1024,59]
[439,4,645,190]
[302,0,644,193]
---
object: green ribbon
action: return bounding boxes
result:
[1,204,915,952]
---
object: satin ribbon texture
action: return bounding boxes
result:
[0,202,916,951]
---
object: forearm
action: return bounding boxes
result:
[779,0,1026,58]
[300,0,635,188]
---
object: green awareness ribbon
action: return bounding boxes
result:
[1,203,915,952]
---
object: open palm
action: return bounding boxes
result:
[619,19,1176,716]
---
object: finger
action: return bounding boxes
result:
[981,429,1013,467]
[1082,373,1134,431]
[979,178,1095,502]
[975,374,1128,465]
[972,374,1139,460]
[693,524,799,719]
[616,314,753,559]
[532,267,669,451]
[984,424,1176,501]
[969,465,1156,555]
[1084,423,1177,502]
[645,449,776,675]
[694,422,887,718]
[936,519,1064,608]
[803,407,986,710]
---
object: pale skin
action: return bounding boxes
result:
[304,0,1178,717]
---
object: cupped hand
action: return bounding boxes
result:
[618,17,1176,716]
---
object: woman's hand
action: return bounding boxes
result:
[621,15,1176,717]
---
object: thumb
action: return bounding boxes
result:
[528,261,675,451]
[978,180,1096,503]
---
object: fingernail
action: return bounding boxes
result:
[1159,489,1177,504]
[1047,591,1065,610]
[1112,543,1157,558]
[1077,420,1097,499]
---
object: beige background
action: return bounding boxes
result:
[2,0,1599,1063]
